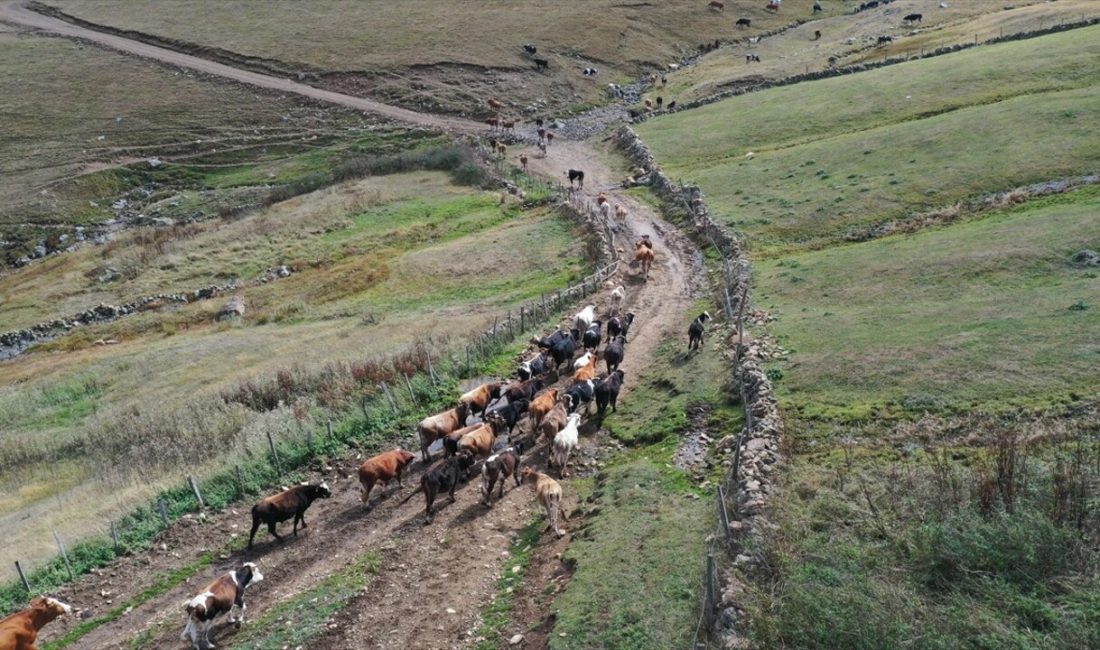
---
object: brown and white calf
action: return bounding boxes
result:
[181,563,264,650]
[480,442,525,506]
[522,467,568,537]
[358,449,416,507]
[0,596,72,650]
[538,395,571,443]
[248,482,332,548]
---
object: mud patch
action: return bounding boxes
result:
[674,403,714,471]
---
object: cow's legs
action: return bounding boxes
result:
[268,521,283,542]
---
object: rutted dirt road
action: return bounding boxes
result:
[3,3,707,647]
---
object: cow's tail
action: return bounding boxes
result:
[399,482,425,505]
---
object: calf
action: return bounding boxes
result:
[582,67,599,76]
[566,169,585,188]
[417,402,470,461]
[613,204,628,227]
[708,0,724,10]
[814,29,821,40]
[595,369,625,420]
[604,335,626,373]
[667,100,677,110]
[538,396,571,443]
[609,285,625,316]
[746,53,761,63]
[487,97,503,111]
[401,455,472,522]
[546,131,555,147]
[523,43,537,55]
[878,35,893,45]
[519,153,528,171]
[480,442,525,506]
[688,311,711,352]
[527,387,560,431]
[582,321,602,352]
[566,379,596,415]
[607,312,635,342]
[0,597,72,650]
[736,17,751,28]
[903,13,922,24]
[551,413,582,477]
[358,449,416,507]
[489,397,530,436]
[534,57,549,70]
[459,381,504,420]
[813,0,822,12]
[248,482,331,548]
[535,328,570,350]
[521,467,568,537]
[181,563,263,650]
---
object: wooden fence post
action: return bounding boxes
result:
[466,346,472,377]
[53,531,74,581]
[403,373,418,406]
[266,431,283,476]
[306,427,314,451]
[158,499,170,529]
[327,419,334,440]
[14,561,30,592]
[520,306,526,333]
[110,520,120,554]
[705,555,717,627]
[426,355,438,387]
[380,381,399,415]
[187,475,205,509]
[235,465,246,496]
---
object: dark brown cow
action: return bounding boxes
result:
[181,563,263,649]
[400,455,473,522]
[358,449,416,506]
[480,442,525,506]
[0,597,72,650]
[248,482,332,548]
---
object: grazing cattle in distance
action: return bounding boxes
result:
[736,17,751,27]
[416,402,470,462]
[358,449,416,506]
[538,395,571,442]
[609,285,625,316]
[546,131,555,147]
[523,43,537,55]
[878,35,893,45]
[635,241,655,280]
[604,335,626,373]
[528,388,561,431]
[595,369,625,420]
[401,455,472,522]
[500,119,516,132]
[582,321,602,352]
[551,413,582,477]
[667,100,677,110]
[765,0,780,12]
[903,13,922,24]
[182,563,263,650]
[708,0,724,11]
[0,596,72,650]
[537,126,547,143]
[813,0,822,12]
[607,312,635,342]
[582,67,599,76]
[608,82,624,98]
[485,116,499,130]
[519,153,528,172]
[566,379,596,415]
[522,467,568,537]
[487,97,503,111]
[459,381,504,420]
[481,443,524,506]
[688,312,711,352]
[814,29,822,40]
[656,96,664,109]
[746,53,761,63]
[496,142,506,158]
[489,397,530,436]
[566,169,585,188]
[534,57,549,70]
[248,482,331,548]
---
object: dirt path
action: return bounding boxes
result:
[3,4,708,647]
[0,0,480,135]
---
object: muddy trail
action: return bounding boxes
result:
[36,140,702,649]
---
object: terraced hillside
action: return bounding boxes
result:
[641,24,1100,648]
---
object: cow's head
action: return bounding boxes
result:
[30,596,72,621]
[398,450,416,466]
[239,562,264,586]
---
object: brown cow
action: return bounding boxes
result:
[485,116,499,130]
[519,154,528,172]
[480,443,524,506]
[537,395,570,443]
[248,482,332,548]
[635,242,655,280]
[181,563,263,649]
[708,0,724,10]
[358,449,416,507]
[0,597,72,650]
[459,381,504,420]
[527,387,560,430]
[417,402,470,462]
[497,142,506,158]
[487,97,503,110]
[546,131,555,147]
[457,414,506,468]
[522,467,568,537]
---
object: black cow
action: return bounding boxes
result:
[813,1,822,13]
[536,328,570,350]
[248,482,332,548]
[505,378,544,404]
[549,334,577,371]
[582,321,602,352]
[628,108,641,119]
[656,96,663,109]
[518,352,550,380]
[878,35,893,45]
[594,370,625,420]
[688,312,711,352]
[582,67,599,76]
[607,312,635,342]
[814,29,821,41]
[566,379,595,415]
[534,58,549,70]
[488,398,530,436]
[566,169,585,188]
[903,13,922,23]
[400,455,472,522]
[667,101,677,111]
[523,43,537,55]
[603,335,626,373]
[736,17,751,28]
[746,53,761,63]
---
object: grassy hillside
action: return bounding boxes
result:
[639,25,1100,253]
[0,171,588,572]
